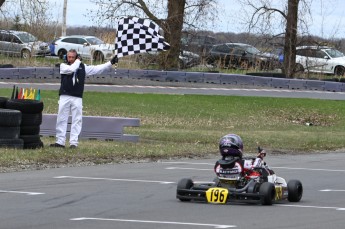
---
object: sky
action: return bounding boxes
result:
[47,0,345,39]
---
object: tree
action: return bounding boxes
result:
[0,0,59,41]
[12,15,21,30]
[284,0,299,78]
[91,0,217,70]
[240,0,311,78]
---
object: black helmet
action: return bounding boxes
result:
[219,134,243,158]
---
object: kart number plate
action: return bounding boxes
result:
[206,188,228,204]
[275,186,283,200]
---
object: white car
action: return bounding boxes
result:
[295,46,345,76]
[52,35,114,61]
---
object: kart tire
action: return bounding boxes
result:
[287,180,303,202]
[21,113,42,126]
[0,108,22,127]
[0,138,24,149]
[0,126,20,139]
[0,97,8,108]
[259,182,275,205]
[19,134,41,144]
[24,140,44,149]
[20,125,40,135]
[6,99,44,114]
[176,178,194,202]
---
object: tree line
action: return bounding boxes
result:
[1,0,344,78]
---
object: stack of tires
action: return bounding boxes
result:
[0,97,24,149]
[0,97,8,108]
[5,99,44,149]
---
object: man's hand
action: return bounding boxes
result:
[76,54,82,62]
[111,56,118,65]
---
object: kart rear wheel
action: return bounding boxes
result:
[287,180,303,202]
[177,178,194,202]
[259,182,275,205]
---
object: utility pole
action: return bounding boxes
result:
[62,0,67,36]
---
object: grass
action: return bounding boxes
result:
[0,87,345,172]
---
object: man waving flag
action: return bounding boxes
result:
[115,17,170,59]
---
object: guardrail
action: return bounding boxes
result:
[40,114,140,142]
[0,67,344,92]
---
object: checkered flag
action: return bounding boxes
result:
[115,17,170,58]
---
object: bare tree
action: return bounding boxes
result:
[240,0,313,78]
[90,0,217,70]
[283,0,299,78]
[0,0,60,41]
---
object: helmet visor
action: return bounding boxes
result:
[221,147,242,156]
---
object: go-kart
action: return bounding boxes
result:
[176,155,303,205]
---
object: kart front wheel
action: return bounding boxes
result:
[259,182,275,205]
[176,178,194,202]
[287,180,303,202]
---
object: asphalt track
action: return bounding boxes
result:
[1,153,345,229]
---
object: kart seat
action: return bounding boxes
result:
[217,156,242,169]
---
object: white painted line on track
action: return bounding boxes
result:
[271,167,345,172]
[162,161,214,165]
[166,166,211,171]
[280,204,345,211]
[0,190,45,195]
[163,163,345,172]
[0,82,60,86]
[165,166,345,172]
[54,176,175,184]
[70,217,237,228]
[320,189,345,192]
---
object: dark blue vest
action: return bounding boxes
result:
[59,63,86,98]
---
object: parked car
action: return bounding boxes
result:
[0,30,50,58]
[49,37,61,56]
[136,50,200,69]
[181,33,217,55]
[52,35,115,61]
[179,50,200,68]
[206,43,278,70]
[295,46,345,76]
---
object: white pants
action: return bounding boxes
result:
[55,95,83,146]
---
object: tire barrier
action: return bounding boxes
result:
[0,108,23,149]
[6,99,44,114]
[0,97,8,108]
[5,99,44,149]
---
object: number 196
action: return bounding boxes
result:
[210,189,225,202]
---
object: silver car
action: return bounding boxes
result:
[0,30,50,58]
